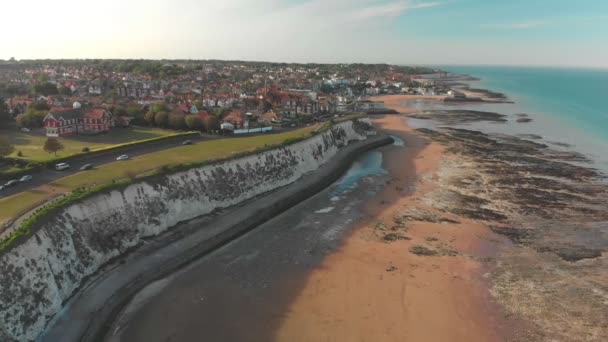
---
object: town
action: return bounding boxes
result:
[0,60,448,174]
[0,59,456,226]
[0,60,446,137]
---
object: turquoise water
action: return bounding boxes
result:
[419,66,608,171]
[332,150,387,196]
[443,66,608,142]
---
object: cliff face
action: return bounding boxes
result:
[0,120,374,342]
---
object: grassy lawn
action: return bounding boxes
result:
[4,126,179,162]
[0,190,57,224]
[0,124,320,223]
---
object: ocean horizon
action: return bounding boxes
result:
[438,65,608,171]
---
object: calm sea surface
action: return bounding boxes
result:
[431,65,608,170]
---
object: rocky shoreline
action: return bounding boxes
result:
[408,109,608,341]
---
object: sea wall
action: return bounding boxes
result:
[0,119,375,342]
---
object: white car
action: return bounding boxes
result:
[116,155,129,161]
[19,175,32,182]
[55,163,70,171]
[20,127,31,132]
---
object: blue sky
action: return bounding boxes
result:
[2,0,607,67]
[397,0,608,42]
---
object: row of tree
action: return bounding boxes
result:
[0,98,11,129]
[15,101,51,129]
[143,111,219,132]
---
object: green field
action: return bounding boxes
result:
[0,190,56,223]
[0,125,319,223]
[3,126,179,162]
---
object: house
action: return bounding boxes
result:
[318,96,336,114]
[281,96,302,117]
[300,99,319,115]
[221,110,244,129]
[259,111,279,125]
[43,102,114,137]
[354,100,386,112]
[88,81,102,95]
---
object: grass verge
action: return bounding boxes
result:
[5,127,185,162]
[0,124,321,228]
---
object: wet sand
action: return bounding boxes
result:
[111,97,514,341]
[379,95,446,113]
[109,93,608,342]
[273,114,508,342]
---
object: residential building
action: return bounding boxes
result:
[43,102,114,137]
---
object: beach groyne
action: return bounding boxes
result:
[0,119,385,342]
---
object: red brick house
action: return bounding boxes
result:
[221,110,244,128]
[43,102,114,137]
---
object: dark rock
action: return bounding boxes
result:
[490,226,535,244]
[409,246,438,256]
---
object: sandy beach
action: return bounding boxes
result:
[271,94,608,341]
[108,94,608,342]
[272,113,509,342]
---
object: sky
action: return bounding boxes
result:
[2,0,608,68]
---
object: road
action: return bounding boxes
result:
[0,127,299,200]
[0,134,208,199]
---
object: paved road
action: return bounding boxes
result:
[0,135,208,199]
[0,127,303,200]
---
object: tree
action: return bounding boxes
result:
[15,113,29,128]
[203,115,219,132]
[35,73,49,83]
[0,136,14,158]
[154,111,169,128]
[30,101,50,111]
[126,105,142,118]
[184,115,202,130]
[0,98,11,128]
[168,113,185,130]
[58,86,72,96]
[19,108,47,128]
[144,111,156,125]
[152,102,169,113]
[214,107,231,118]
[33,83,58,96]
[43,137,64,156]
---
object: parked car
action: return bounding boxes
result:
[0,185,4,192]
[20,127,31,132]
[182,140,193,145]
[80,163,94,171]
[55,163,70,171]
[19,175,32,182]
[4,180,18,187]
[116,154,129,161]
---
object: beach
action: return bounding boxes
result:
[272,113,510,342]
[106,94,608,342]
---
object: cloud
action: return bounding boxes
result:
[411,1,442,9]
[482,21,545,30]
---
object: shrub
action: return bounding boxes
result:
[125,170,138,180]
[168,113,186,130]
[82,147,90,153]
[17,151,23,157]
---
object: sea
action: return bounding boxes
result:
[413,66,608,171]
